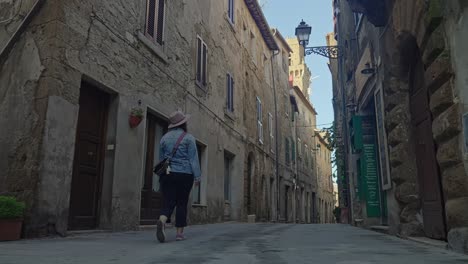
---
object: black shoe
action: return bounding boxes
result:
[156,220,166,243]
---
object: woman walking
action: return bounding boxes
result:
[156,111,201,243]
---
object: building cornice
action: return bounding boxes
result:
[272,28,293,53]
[244,0,279,51]
[293,86,318,115]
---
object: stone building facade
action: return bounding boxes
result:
[287,38,312,100]
[0,0,312,236]
[332,0,468,254]
[290,86,318,223]
[315,131,335,224]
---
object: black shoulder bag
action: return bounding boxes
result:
[153,132,187,176]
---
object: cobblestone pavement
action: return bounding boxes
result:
[1,223,468,264]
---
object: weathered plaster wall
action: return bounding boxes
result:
[0,33,44,226]
[0,0,37,50]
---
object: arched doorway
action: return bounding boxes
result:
[402,34,447,240]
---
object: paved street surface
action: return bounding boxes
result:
[1,223,468,264]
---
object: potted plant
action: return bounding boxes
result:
[129,107,144,128]
[0,196,25,241]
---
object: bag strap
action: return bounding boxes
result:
[169,132,186,159]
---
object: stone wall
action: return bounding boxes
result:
[0,0,301,235]
[443,1,468,254]
[381,0,468,253]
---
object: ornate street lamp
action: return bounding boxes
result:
[295,20,342,59]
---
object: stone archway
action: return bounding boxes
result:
[381,0,459,239]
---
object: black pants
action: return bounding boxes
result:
[160,172,194,228]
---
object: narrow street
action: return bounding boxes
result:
[1,223,467,264]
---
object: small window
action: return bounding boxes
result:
[226,73,234,112]
[298,138,302,157]
[291,138,296,161]
[196,36,208,88]
[224,152,233,201]
[145,0,166,46]
[257,97,263,144]
[305,145,309,167]
[269,113,274,153]
[228,0,235,24]
[192,143,205,204]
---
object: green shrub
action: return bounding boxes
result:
[0,196,25,219]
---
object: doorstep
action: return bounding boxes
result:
[407,236,448,250]
[139,223,174,231]
[369,225,390,234]
[67,229,111,236]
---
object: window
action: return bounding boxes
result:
[192,143,205,204]
[145,0,165,46]
[285,138,290,165]
[311,150,314,169]
[305,145,309,167]
[285,93,290,117]
[291,138,296,161]
[257,97,263,144]
[226,73,234,112]
[224,152,233,201]
[298,138,302,157]
[227,0,235,23]
[269,113,274,152]
[196,36,208,88]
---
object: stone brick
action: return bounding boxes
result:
[399,221,425,237]
[429,81,455,118]
[446,197,468,229]
[448,227,468,255]
[386,104,410,132]
[432,103,461,144]
[400,201,422,223]
[442,163,468,200]
[424,52,453,95]
[395,182,420,205]
[436,136,463,170]
[422,25,446,68]
[387,123,409,148]
[391,164,418,185]
[384,92,408,113]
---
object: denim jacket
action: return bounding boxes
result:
[159,128,201,181]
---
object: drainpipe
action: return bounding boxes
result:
[0,0,46,67]
[270,49,280,222]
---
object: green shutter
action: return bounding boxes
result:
[352,116,363,151]
[285,138,290,164]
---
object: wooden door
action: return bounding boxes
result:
[410,52,446,240]
[140,113,167,225]
[69,83,109,230]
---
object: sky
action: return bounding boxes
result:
[262,0,335,129]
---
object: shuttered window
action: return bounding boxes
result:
[145,0,165,46]
[228,0,235,23]
[257,97,263,144]
[269,113,274,153]
[285,138,290,165]
[196,36,208,87]
[226,73,234,112]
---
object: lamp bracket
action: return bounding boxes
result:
[304,46,342,59]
